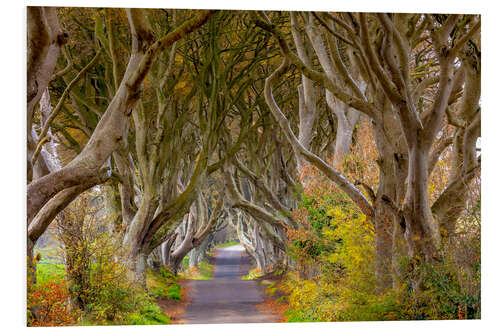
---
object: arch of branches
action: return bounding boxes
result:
[27,8,480,291]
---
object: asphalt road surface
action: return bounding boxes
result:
[181,245,279,324]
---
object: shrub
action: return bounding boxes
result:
[27,281,80,327]
[40,193,173,326]
[284,181,480,322]
[126,303,170,325]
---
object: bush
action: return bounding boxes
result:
[126,303,170,325]
[283,182,481,322]
[395,257,480,320]
[124,293,170,325]
[27,281,80,327]
[81,284,170,325]
[32,193,174,326]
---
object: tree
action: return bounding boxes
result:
[252,11,480,290]
[27,7,215,286]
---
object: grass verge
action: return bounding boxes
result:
[146,267,181,301]
[36,261,66,284]
[214,241,239,248]
[180,258,214,280]
[241,267,264,280]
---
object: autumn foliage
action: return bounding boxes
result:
[282,156,480,321]
[27,281,80,326]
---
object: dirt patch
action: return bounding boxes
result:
[156,279,192,324]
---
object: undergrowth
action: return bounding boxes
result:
[280,187,480,322]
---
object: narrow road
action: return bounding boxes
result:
[181,245,279,324]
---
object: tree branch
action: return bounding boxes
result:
[263,57,374,218]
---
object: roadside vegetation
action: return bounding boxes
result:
[27,196,175,326]
[260,165,480,322]
[180,257,215,280]
[28,255,172,326]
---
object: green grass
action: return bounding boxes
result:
[79,299,170,326]
[146,267,181,301]
[265,281,277,295]
[198,261,213,278]
[34,246,63,264]
[214,241,239,248]
[126,307,170,325]
[36,262,66,284]
[182,256,189,268]
[33,245,66,285]
[259,280,277,295]
[137,268,177,324]
[166,284,181,301]
[285,309,317,322]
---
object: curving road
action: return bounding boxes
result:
[181,245,279,324]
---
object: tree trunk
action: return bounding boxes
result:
[373,193,395,292]
[189,236,210,268]
[27,238,36,289]
[403,146,441,265]
[65,246,89,311]
[26,9,215,226]
[130,252,148,289]
[27,7,66,183]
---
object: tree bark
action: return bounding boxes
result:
[27,7,67,183]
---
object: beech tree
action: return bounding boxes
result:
[252,11,480,290]
[27,7,215,285]
[27,8,480,298]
